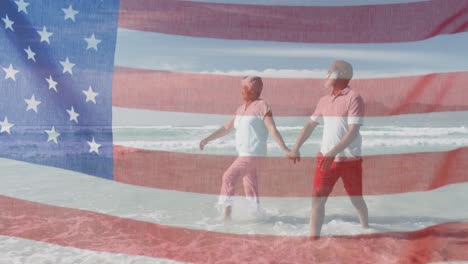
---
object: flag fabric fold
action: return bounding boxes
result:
[1,0,468,262]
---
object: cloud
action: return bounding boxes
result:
[198,68,448,79]
[208,47,445,64]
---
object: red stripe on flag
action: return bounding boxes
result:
[113,67,468,116]
[114,146,468,197]
[1,195,467,263]
[118,0,468,43]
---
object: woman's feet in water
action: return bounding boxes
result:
[223,206,232,223]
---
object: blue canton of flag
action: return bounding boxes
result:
[0,0,120,179]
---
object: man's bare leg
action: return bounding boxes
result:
[350,196,369,228]
[310,196,328,238]
[224,206,232,223]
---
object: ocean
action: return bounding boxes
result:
[1,111,467,263]
[114,111,468,157]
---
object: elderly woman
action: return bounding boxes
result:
[200,76,290,222]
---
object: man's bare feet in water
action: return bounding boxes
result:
[309,235,321,241]
[308,235,332,250]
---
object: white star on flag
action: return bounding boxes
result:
[0,117,14,135]
[3,64,19,81]
[84,34,102,51]
[87,137,101,154]
[2,14,14,31]
[25,94,41,113]
[66,106,79,124]
[83,86,99,104]
[60,57,75,75]
[24,46,36,62]
[45,126,60,144]
[14,0,30,14]
[62,5,79,22]
[46,75,58,92]
[37,26,53,44]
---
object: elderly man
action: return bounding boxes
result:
[200,76,290,222]
[289,60,369,238]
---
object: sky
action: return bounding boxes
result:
[115,0,467,78]
[114,0,468,126]
[115,29,468,78]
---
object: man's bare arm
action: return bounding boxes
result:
[320,124,360,171]
[328,124,360,155]
[285,119,319,163]
[293,119,319,152]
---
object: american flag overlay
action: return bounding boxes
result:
[0,0,117,178]
[1,0,468,263]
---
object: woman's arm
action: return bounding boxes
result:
[263,111,290,155]
[199,116,235,150]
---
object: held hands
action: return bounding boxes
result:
[199,138,209,150]
[286,148,301,164]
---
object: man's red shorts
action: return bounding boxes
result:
[313,152,363,197]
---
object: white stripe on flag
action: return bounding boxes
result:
[0,236,182,264]
[114,29,468,78]
[1,157,467,237]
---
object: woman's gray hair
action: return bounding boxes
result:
[241,76,263,95]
